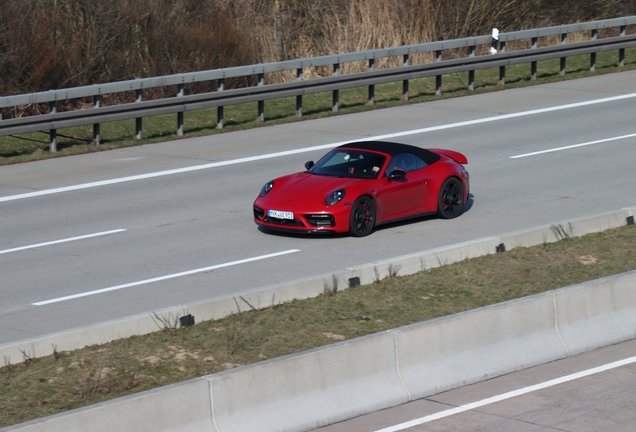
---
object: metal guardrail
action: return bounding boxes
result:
[1,16,636,151]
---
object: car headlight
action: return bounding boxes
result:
[325,188,346,206]
[260,180,274,197]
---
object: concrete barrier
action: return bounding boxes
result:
[3,269,636,432]
[556,273,636,355]
[395,293,569,400]
[2,378,213,432]
[208,332,409,432]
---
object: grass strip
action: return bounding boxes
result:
[1,49,635,165]
[1,223,635,427]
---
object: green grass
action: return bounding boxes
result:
[1,48,635,165]
[1,224,636,428]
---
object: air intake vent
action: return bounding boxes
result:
[253,206,265,220]
[305,214,335,227]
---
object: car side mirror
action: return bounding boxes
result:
[305,161,314,170]
[388,169,406,182]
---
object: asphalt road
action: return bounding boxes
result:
[1,71,636,345]
[312,338,636,432]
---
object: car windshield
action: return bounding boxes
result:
[308,150,386,179]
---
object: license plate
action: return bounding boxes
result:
[268,209,294,220]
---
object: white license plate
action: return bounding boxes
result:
[268,209,294,220]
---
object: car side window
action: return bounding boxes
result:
[385,153,427,175]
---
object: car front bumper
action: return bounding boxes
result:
[253,203,351,234]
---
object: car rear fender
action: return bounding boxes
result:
[428,148,468,165]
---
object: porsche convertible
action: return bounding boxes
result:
[253,141,469,237]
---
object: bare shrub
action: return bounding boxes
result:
[1,0,635,115]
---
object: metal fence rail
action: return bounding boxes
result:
[1,16,636,151]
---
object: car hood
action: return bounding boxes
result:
[264,173,366,207]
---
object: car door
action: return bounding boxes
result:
[377,153,431,220]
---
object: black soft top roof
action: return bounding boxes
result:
[338,141,441,165]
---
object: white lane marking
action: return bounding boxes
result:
[511,132,636,159]
[32,249,300,306]
[0,229,127,255]
[374,355,636,432]
[114,157,145,161]
[2,93,636,204]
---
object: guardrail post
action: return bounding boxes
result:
[332,63,339,112]
[177,83,184,136]
[531,37,538,80]
[402,54,409,100]
[620,25,626,67]
[468,45,475,91]
[217,79,224,129]
[560,33,567,76]
[135,89,143,139]
[49,101,57,152]
[499,41,506,85]
[435,50,442,95]
[368,59,375,105]
[258,73,265,122]
[590,29,597,71]
[296,68,303,117]
[93,95,100,145]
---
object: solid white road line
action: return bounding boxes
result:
[2,93,636,204]
[510,132,636,159]
[0,229,127,255]
[32,249,300,306]
[374,355,636,432]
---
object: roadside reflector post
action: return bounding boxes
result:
[135,89,143,139]
[217,78,224,129]
[490,28,499,54]
[258,73,265,122]
[177,83,184,136]
[49,100,57,153]
[93,94,100,145]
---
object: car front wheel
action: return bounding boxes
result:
[349,196,376,237]
[437,177,464,219]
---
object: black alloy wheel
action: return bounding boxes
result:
[437,177,464,219]
[349,196,376,237]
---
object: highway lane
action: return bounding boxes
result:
[311,338,636,432]
[1,71,636,344]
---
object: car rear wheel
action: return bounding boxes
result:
[349,196,376,237]
[437,177,464,219]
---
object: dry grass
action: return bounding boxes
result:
[1,224,635,428]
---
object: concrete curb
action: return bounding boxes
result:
[1,205,634,366]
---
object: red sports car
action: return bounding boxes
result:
[253,141,469,237]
